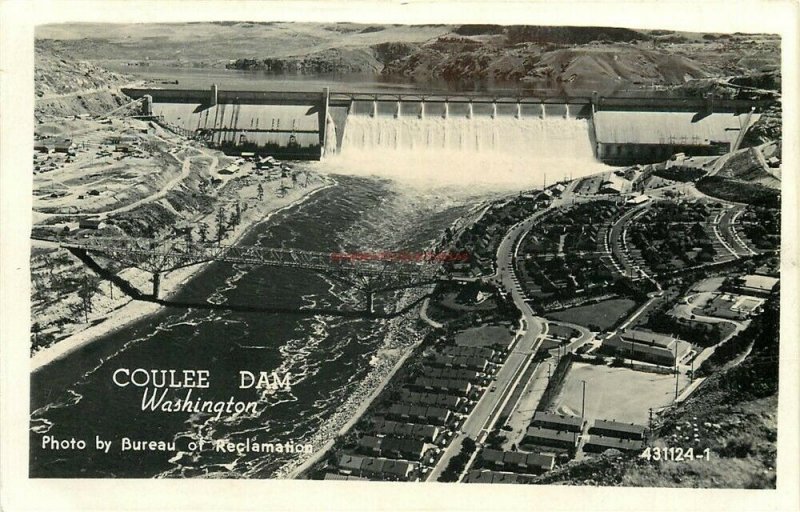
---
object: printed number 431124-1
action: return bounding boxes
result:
[640,447,711,461]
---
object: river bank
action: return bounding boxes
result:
[277,192,499,479]
[30,173,336,372]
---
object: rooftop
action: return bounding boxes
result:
[619,329,677,348]
[525,426,579,444]
[590,419,647,436]
[532,411,584,429]
[741,274,779,293]
[584,435,645,451]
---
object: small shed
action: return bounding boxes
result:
[79,218,105,230]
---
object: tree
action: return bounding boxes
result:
[77,273,101,323]
[31,321,42,348]
[257,183,264,201]
[216,207,226,244]
[198,223,209,243]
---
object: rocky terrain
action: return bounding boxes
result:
[38,23,780,96]
[35,41,135,118]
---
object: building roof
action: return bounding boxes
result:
[594,111,759,146]
[584,435,645,451]
[626,194,650,205]
[413,377,472,393]
[741,274,779,293]
[338,454,366,472]
[503,451,528,466]
[603,335,689,363]
[400,390,461,410]
[421,366,481,381]
[465,470,495,484]
[323,473,366,481]
[590,419,647,437]
[381,459,416,477]
[620,329,676,348]
[525,452,555,470]
[532,411,584,429]
[387,404,451,422]
[432,354,489,370]
[465,470,538,484]
[358,436,383,451]
[525,426,578,444]
[381,437,425,456]
[361,457,385,474]
[372,420,439,440]
[481,449,505,464]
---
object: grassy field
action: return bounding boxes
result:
[554,363,690,424]
[454,324,514,348]
[545,298,638,331]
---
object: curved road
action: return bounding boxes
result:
[427,200,553,481]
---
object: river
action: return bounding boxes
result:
[30,174,477,478]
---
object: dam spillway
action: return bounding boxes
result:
[339,113,596,159]
[124,85,768,165]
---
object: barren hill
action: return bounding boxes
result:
[37,23,780,96]
[35,41,133,118]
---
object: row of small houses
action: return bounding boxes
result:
[336,454,418,481]
[461,412,649,484]
[522,411,647,454]
[332,344,502,480]
[357,436,428,461]
[464,469,538,484]
[477,449,555,474]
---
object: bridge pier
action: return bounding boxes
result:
[467,101,473,119]
[491,102,497,119]
[565,104,570,119]
[143,95,153,116]
[152,271,161,299]
[318,87,329,156]
[371,99,378,118]
[540,103,546,119]
[419,101,425,119]
[516,102,522,119]
[210,84,218,107]
[443,101,449,119]
[395,100,401,118]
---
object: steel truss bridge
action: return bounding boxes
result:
[62,238,449,312]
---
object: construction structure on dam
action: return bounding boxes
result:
[125,85,770,165]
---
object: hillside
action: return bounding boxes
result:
[37,23,780,96]
[35,41,134,118]
[379,28,779,93]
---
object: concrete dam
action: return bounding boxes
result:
[123,86,768,166]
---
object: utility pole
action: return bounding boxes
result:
[630,336,634,368]
[673,334,679,401]
[581,380,587,419]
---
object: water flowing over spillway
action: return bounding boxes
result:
[327,112,608,190]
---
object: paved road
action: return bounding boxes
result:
[671,293,748,369]
[719,206,756,256]
[607,202,651,281]
[426,202,551,482]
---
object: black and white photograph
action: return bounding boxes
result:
[1,1,798,511]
